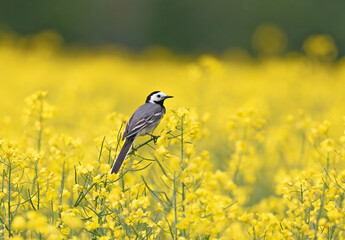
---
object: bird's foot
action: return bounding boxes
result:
[148,134,159,144]
[131,146,138,155]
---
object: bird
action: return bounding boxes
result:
[110,91,173,174]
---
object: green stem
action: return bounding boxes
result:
[7,159,12,237]
[326,153,330,171]
[50,200,54,224]
[121,168,125,193]
[98,136,105,165]
[59,162,66,218]
[131,137,155,152]
[173,172,178,240]
[0,170,4,240]
[32,99,43,193]
[180,116,186,237]
[300,185,304,239]
[31,162,38,193]
[37,182,40,211]
[313,183,326,240]
[36,100,43,238]
[181,183,186,237]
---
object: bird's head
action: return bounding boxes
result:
[146,91,173,105]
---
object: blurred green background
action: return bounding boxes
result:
[0,0,344,56]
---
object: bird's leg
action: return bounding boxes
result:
[130,145,138,155]
[148,134,159,144]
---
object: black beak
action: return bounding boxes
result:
[164,95,174,99]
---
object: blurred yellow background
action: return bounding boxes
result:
[1,30,345,239]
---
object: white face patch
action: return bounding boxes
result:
[149,91,167,103]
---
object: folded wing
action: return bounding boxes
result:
[122,104,163,140]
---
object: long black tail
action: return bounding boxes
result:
[111,137,135,174]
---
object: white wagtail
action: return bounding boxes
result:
[110,91,173,174]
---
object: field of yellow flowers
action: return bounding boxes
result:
[1,31,345,240]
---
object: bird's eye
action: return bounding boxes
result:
[157,94,161,98]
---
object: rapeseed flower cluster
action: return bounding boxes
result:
[1,31,345,239]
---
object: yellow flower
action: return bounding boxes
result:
[238,213,254,224]
[60,227,70,237]
[136,208,144,218]
[167,114,178,131]
[8,236,24,240]
[320,138,334,152]
[114,227,124,238]
[155,203,164,212]
[318,218,327,227]
[76,163,94,175]
[185,144,195,157]
[85,217,100,231]
[157,130,168,147]
[235,140,246,153]
[12,216,27,231]
[176,217,192,230]
[156,145,168,156]
[138,196,150,209]
[62,189,71,199]
[73,184,83,193]
[99,236,111,240]
[46,189,58,201]
[26,211,50,234]
[93,174,102,183]
[176,107,189,118]
[61,213,83,230]
[318,120,331,135]
[11,192,18,199]
[161,175,173,184]
[100,163,110,174]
